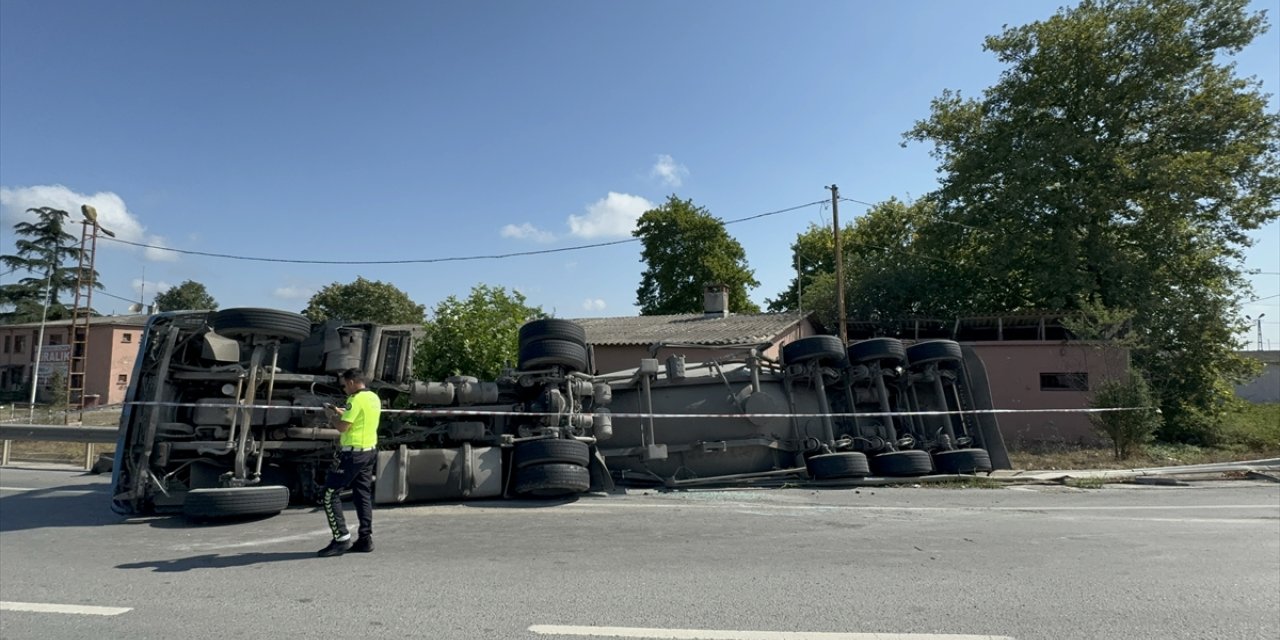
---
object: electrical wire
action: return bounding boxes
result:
[96,199,829,265]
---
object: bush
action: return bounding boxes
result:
[1090,370,1161,460]
[46,371,68,410]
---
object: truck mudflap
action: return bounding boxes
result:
[374,444,503,504]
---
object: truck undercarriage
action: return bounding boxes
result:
[111,308,1008,520]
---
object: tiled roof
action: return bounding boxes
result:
[571,313,809,346]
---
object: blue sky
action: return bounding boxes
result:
[2,0,1277,346]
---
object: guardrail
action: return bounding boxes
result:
[0,424,117,470]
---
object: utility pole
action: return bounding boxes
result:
[826,185,848,344]
[27,268,55,422]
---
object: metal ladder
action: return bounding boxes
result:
[64,220,99,425]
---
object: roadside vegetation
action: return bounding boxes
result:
[1010,403,1280,470]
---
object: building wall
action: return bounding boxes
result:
[1235,351,1280,403]
[91,326,144,405]
[969,341,1130,447]
[0,320,146,406]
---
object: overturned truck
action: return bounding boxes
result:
[111,308,1009,520]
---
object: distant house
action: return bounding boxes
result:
[0,314,150,406]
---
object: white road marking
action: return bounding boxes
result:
[174,529,333,551]
[417,501,1278,515]
[0,486,96,495]
[528,625,1014,639]
[0,601,131,616]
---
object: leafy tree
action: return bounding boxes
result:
[903,0,1278,442]
[153,280,218,312]
[415,284,544,381]
[765,221,852,313]
[302,277,425,325]
[777,198,951,330]
[1089,369,1161,459]
[0,207,99,323]
[634,196,760,315]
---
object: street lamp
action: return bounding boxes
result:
[1258,313,1266,352]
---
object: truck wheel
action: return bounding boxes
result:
[932,448,993,474]
[210,308,313,343]
[870,450,934,477]
[514,463,590,497]
[848,338,906,367]
[905,340,964,369]
[519,319,586,348]
[182,485,291,521]
[514,439,590,469]
[518,339,589,372]
[782,336,846,366]
[806,452,870,479]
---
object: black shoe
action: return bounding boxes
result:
[350,537,374,553]
[317,538,352,557]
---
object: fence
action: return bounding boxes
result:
[1,403,120,470]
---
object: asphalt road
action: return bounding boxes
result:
[0,465,1277,640]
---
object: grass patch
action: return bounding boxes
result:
[1064,476,1108,489]
[1009,403,1280,470]
[926,476,1002,489]
[1010,440,1279,471]
[1220,402,1280,450]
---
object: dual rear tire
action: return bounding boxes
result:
[512,439,592,497]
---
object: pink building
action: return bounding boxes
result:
[0,314,150,406]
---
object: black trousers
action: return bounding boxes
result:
[323,449,376,540]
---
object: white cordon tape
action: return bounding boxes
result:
[120,400,1155,420]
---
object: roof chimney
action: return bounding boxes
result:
[703,284,729,318]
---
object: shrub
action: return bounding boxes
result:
[1090,370,1161,460]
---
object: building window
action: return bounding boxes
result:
[121,333,133,344]
[14,335,26,353]
[3,336,9,353]
[48,333,62,346]
[117,374,128,385]
[1040,372,1089,391]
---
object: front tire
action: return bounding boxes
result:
[183,485,291,520]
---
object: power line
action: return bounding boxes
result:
[97,289,140,305]
[98,199,829,266]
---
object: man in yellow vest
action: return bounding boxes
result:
[317,368,381,557]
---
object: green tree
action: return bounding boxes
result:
[777,198,952,330]
[153,280,218,312]
[634,196,760,315]
[904,0,1278,442]
[1089,369,1161,460]
[302,277,425,324]
[415,284,544,381]
[0,207,99,323]
[765,221,851,313]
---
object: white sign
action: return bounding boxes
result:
[35,344,71,380]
